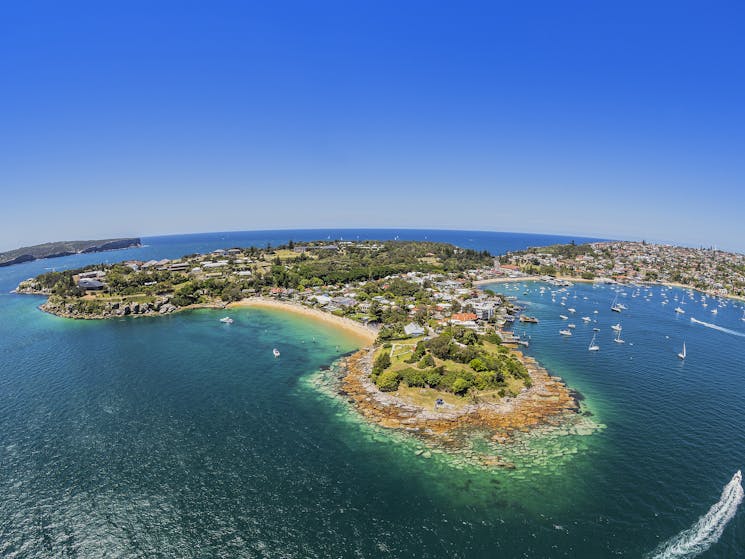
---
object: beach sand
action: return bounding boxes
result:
[228,297,377,345]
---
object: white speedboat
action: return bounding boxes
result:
[560,314,569,320]
[675,306,685,314]
[273,348,280,358]
[220,317,234,324]
[559,329,572,336]
[581,316,591,322]
[567,323,576,329]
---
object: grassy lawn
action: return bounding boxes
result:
[86,293,156,304]
[375,335,526,404]
[272,249,304,261]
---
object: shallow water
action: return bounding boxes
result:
[1,231,744,557]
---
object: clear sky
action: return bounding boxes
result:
[2,1,744,252]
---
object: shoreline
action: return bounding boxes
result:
[335,347,582,467]
[26,293,587,466]
[228,297,378,345]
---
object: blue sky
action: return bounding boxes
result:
[1,1,744,251]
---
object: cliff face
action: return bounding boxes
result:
[0,238,141,267]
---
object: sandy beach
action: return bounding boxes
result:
[228,297,378,345]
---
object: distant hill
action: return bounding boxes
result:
[0,238,142,267]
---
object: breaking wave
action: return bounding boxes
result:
[648,470,743,559]
[690,317,745,338]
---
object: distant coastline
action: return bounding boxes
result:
[0,238,142,268]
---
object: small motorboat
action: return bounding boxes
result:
[219,317,234,324]
[273,348,281,358]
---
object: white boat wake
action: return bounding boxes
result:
[649,470,743,559]
[690,317,745,338]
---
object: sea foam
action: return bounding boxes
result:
[649,470,743,559]
[690,317,745,338]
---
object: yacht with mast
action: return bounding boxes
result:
[588,333,600,351]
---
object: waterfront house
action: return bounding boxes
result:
[403,322,425,337]
[77,278,105,290]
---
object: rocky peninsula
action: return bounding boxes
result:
[15,240,588,465]
[1,237,141,267]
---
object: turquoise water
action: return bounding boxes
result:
[1,231,744,557]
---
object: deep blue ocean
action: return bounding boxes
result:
[2,229,745,558]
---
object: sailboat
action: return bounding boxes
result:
[678,342,686,360]
[614,329,625,344]
[611,294,622,313]
[611,323,622,332]
[588,333,600,351]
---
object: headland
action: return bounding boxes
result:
[13,239,589,464]
[0,238,141,267]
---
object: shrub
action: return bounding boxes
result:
[451,377,472,395]
[469,358,488,372]
[417,353,435,369]
[399,367,427,387]
[425,366,444,388]
[376,370,400,392]
[405,342,426,363]
[372,351,391,375]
